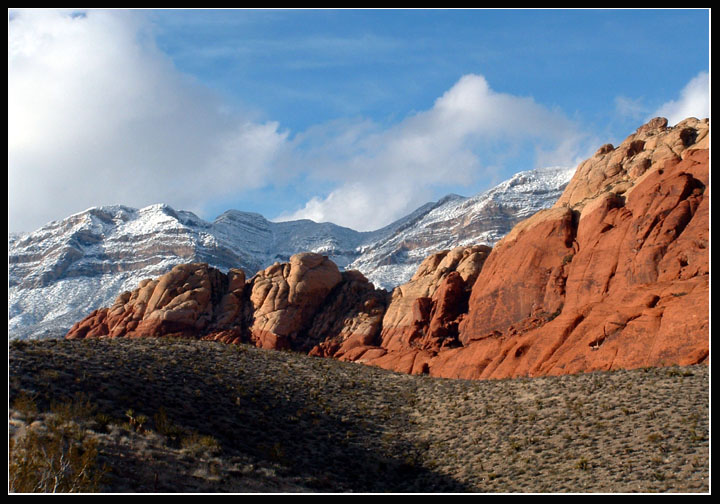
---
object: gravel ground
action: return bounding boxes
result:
[8,337,710,493]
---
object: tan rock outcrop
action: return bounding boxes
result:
[246,253,343,350]
[66,263,246,340]
[378,245,491,352]
[345,245,491,374]
[66,253,382,354]
[306,270,388,358]
[555,117,708,210]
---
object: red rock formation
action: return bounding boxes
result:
[456,207,577,345]
[246,253,343,350]
[67,253,369,354]
[66,263,247,341]
[344,117,708,379]
[433,117,709,379]
[65,117,709,381]
[356,245,491,374]
[306,270,388,358]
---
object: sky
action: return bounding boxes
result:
[8,8,711,234]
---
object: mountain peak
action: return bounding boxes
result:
[435,193,466,205]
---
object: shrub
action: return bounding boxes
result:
[9,394,108,493]
[50,393,96,424]
[124,409,149,434]
[10,339,29,351]
[575,457,591,471]
[153,407,184,443]
[9,423,106,492]
[181,432,221,455]
[12,392,39,422]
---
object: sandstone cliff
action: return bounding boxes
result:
[66,263,247,342]
[349,245,491,375]
[443,117,709,378]
[66,117,709,380]
[244,252,342,350]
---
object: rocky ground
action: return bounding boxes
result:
[9,337,709,493]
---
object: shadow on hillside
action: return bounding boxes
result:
[10,340,470,493]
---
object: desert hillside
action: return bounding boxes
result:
[9,338,709,493]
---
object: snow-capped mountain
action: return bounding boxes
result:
[8,165,574,340]
[8,204,378,340]
[349,165,576,288]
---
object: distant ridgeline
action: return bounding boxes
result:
[9,161,573,341]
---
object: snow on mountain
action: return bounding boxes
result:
[350,165,575,289]
[8,165,574,340]
[8,204,374,340]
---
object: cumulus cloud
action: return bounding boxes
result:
[9,10,588,234]
[652,71,710,126]
[280,74,587,230]
[8,9,287,232]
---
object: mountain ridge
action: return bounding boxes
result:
[9,164,573,340]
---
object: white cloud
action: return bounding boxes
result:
[8,9,287,232]
[652,71,710,126]
[280,74,586,230]
[8,11,587,234]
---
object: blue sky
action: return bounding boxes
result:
[8,8,710,233]
[148,9,708,132]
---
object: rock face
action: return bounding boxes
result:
[65,117,708,381]
[246,253,343,350]
[306,270,389,359]
[66,263,247,342]
[347,246,491,375]
[441,117,709,379]
[67,253,386,358]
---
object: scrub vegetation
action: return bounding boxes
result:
[9,338,709,493]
